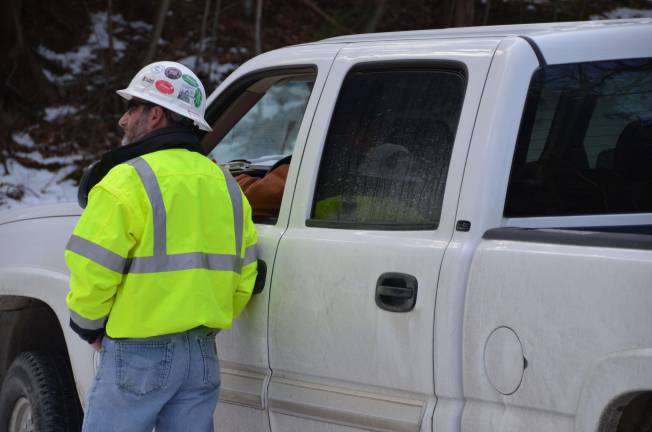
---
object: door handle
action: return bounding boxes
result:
[252,259,266,295]
[375,272,418,312]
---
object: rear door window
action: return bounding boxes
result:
[308,66,465,230]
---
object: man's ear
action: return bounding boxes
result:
[149,106,169,129]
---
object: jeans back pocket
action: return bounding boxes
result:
[198,337,220,388]
[116,340,173,396]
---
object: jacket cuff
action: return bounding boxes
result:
[69,319,105,343]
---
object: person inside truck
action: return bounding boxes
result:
[235,155,291,219]
[64,61,257,432]
[202,73,315,222]
[313,142,426,223]
[313,117,449,225]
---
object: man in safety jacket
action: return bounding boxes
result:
[64,61,257,432]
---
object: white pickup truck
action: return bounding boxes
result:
[1,18,651,432]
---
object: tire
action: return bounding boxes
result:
[616,392,652,432]
[0,352,83,432]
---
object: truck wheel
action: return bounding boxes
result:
[616,392,652,432]
[0,352,82,432]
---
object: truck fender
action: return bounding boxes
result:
[0,268,95,404]
[575,349,652,432]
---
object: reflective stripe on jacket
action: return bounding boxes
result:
[64,148,258,338]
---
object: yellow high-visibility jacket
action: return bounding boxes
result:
[65,147,258,339]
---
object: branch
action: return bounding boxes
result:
[208,0,222,82]
[364,0,387,33]
[254,0,263,54]
[197,0,212,71]
[107,0,114,76]
[142,0,171,67]
[298,0,355,34]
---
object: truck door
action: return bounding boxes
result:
[200,45,342,431]
[267,38,498,432]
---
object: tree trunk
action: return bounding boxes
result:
[254,0,263,55]
[107,0,114,76]
[578,0,588,20]
[12,0,24,48]
[454,0,474,27]
[142,0,171,67]
[197,0,212,71]
[208,0,223,82]
[299,0,354,34]
[483,0,491,25]
[445,0,456,28]
[364,0,388,33]
[552,0,559,21]
[244,0,254,17]
[211,0,222,49]
[4,0,56,106]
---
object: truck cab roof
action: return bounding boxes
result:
[317,18,652,44]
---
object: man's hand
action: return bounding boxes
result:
[91,336,103,352]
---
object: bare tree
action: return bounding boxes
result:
[254,0,263,55]
[483,0,491,25]
[364,0,388,33]
[107,0,114,76]
[208,0,223,83]
[445,0,456,27]
[197,0,213,71]
[143,0,171,67]
[454,0,475,27]
[578,0,588,20]
[211,0,223,49]
[299,0,355,34]
[1,0,56,112]
[243,0,254,17]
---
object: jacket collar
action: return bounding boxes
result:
[77,127,202,208]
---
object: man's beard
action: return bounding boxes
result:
[121,116,149,146]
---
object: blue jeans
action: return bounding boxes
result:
[82,327,221,432]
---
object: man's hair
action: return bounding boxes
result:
[163,108,195,130]
[139,103,196,130]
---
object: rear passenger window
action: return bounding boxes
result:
[506,58,652,217]
[308,66,465,230]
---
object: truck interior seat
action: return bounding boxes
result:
[611,119,652,211]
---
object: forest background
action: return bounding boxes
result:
[1,0,651,209]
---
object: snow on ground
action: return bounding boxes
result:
[44,105,79,122]
[2,13,165,211]
[37,12,160,84]
[178,55,238,86]
[591,7,652,20]
[4,12,240,211]
[0,132,80,211]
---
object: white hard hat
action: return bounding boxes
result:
[116,61,212,132]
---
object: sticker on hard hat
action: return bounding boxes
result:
[194,89,202,108]
[150,64,164,74]
[182,74,199,88]
[141,75,155,85]
[177,85,194,104]
[165,67,182,80]
[155,80,175,94]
